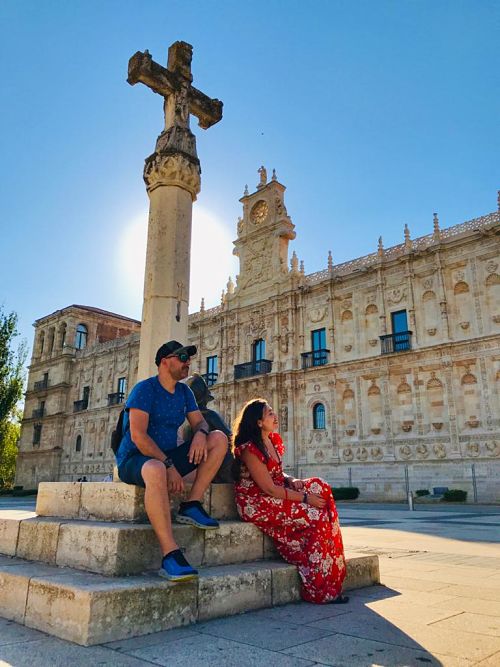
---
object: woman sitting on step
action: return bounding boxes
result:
[232,398,348,604]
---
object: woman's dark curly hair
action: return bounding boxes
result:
[231,398,269,481]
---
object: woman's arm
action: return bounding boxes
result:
[240,449,325,507]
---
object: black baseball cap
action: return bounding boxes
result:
[155,340,197,366]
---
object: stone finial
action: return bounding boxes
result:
[404,223,412,251]
[291,251,299,273]
[200,297,205,312]
[221,289,226,305]
[497,190,500,211]
[300,260,305,275]
[272,168,277,181]
[257,165,267,189]
[377,236,384,257]
[433,212,441,240]
[227,275,235,295]
[328,250,333,271]
[243,184,249,196]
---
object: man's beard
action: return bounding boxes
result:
[174,366,190,380]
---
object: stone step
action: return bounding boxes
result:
[0,552,380,646]
[0,513,277,575]
[35,481,238,522]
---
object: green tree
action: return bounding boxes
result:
[0,413,20,488]
[0,308,26,488]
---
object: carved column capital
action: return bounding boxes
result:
[144,152,201,200]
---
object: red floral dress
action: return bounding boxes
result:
[234,432,346,603]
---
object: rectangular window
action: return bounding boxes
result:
[82,386,90,408]
[253,339,266,374]
[33,423,42,445]
[117,377,127,396]
[311,328,327,366]
[391,310,411,352]
[206,356,218,386]
[391,310,408,333]
[253,339,265,361]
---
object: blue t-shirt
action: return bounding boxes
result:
[115,376,198,466]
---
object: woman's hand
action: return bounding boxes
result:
[287,477,304,491]
[306,493,326,509]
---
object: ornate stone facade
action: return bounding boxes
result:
[16,176,500,502]
[15,306,140,487]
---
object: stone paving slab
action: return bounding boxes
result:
[381,574,451,592]
[431,611,500,638]
[195,613,334,651]
[475,651,500,666]
[282,631,464,667]
[0,634,152,666]
[127,634,317,667]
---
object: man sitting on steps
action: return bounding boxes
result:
[115,340,227,582]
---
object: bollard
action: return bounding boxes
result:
[407,491,414,511]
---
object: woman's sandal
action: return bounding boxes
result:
[331,595,349,604]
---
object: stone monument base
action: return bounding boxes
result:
[0,482,380,645]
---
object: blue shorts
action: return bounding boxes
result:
[117,440,197,488]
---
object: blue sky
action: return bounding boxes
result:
[1,0,498,354]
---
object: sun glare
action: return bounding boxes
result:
[116,206,238,317]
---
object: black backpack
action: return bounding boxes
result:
[110,409,128,454]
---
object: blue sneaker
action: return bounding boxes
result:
[158,549,198,581]
[176,501,220,530]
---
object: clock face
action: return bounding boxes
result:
[250,200,269,224]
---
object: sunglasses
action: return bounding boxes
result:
[166,351,190,363]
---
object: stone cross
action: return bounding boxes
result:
[128,42,223,379]
[128,42,222,138]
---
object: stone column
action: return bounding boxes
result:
[138,153,200,379]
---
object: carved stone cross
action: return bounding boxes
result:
[127,41,223,137]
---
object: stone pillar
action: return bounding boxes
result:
[127,42,222,380]
[138,153,200,379]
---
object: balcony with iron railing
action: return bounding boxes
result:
[301,349,330,369]
[201,372,218,387]
[33,379,49,391]
[73,399,89,413]
[234,359,272,380]
[108,392,125,406]
[31,407,45,419]
[380,331,412,354]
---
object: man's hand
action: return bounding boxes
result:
[188,431,208,465]
[167,466,184,494]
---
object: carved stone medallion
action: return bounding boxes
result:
[250,200,268,225]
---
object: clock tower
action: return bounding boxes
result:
[233,167,296,297]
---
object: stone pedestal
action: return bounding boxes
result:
[0,481,380,645]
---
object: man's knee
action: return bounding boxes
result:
[207,430,228,455]
[142,459,167,485]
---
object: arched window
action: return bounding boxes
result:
[75,324,88,350]
[76,435,82,452]
[313,403,326,429]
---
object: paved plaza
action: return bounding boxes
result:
[1,500,499,666]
